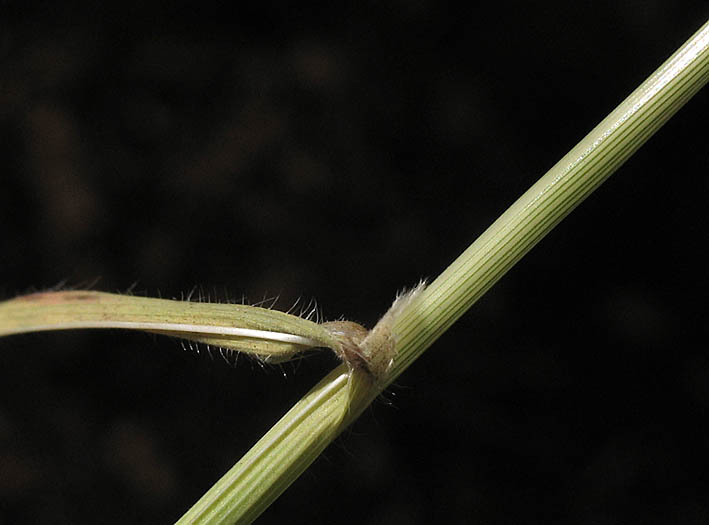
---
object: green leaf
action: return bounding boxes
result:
[0,290,344,363]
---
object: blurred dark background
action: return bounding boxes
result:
[1,3,708,524]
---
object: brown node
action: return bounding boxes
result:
[320,320,370,371]
[321,283,426,379]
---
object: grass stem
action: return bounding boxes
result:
[178,19,709,524]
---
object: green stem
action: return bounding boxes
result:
[390,20,709,378]
[182,18,707,524]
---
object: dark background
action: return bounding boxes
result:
[1,3,708,524]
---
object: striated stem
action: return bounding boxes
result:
[177,20,709,524]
